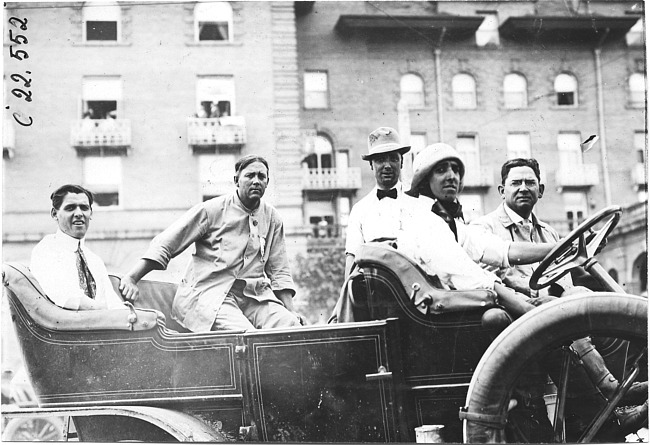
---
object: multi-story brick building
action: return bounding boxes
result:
[2,0,647,293]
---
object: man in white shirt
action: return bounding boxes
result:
[30,184,124,310]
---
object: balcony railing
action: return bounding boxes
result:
[3,118,15,158]
[71,119,131,150]
[187,117,246,149]
[302,167,362,190]
[463,166,494,188]
[555,163,599,188]
[631,164,647,187]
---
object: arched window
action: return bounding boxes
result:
[629,72,645,108]
[83,2,120,41]
[400,73,425,108]
[194,2,233,42]
[554,73,578,106]
[503,73,528,109]
[452,73,477,109]
[608,268,619,283]
[303,134,333,170]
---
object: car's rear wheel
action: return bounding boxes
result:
[462,293,647,443]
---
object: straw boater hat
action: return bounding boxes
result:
[361,127,410,161]
[407,143,466,196]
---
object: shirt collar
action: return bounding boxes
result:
[503,204,532,225]
[233,191,261,215]
[55,229,85,251]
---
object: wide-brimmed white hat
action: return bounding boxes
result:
[361,127,410,161]
[407,143,465,195]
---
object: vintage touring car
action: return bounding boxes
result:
[2,206,647,442]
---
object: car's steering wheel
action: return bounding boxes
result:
[529,205,622,290]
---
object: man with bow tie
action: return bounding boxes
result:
[344,126,422,279]
[30,184,125,310]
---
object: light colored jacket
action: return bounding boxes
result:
[471,203,573,297]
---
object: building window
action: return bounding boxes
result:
[304,71,329,109]
[503,73,527,109]
[563,191,587,232]
[507,133,531,159]
[475,13,499,46]
[199,153,236,200]
[302,134,333,169]
[634,131,646,164]
[83,2,120,42]
[194,2,233,42]
[409,132,427,159]
[460,193,483,222]
[626,18,644,47]
[628,72,645,108]
[554,73,578,106]
[84,156,122,208]
[456,134,481,177]
[400,73,425,108]
[82,76,122,119]
[452,73,477,109]
[557,132,583,166]
[196,76,235,118]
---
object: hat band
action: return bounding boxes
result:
[370,142,402,153]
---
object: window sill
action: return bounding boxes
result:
[549,105,583,110]
[72,41,132,47]
[186,41,243,47]
[303,107,331,111]
[626,103,646,110]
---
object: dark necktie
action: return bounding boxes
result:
[432,200,464,242]
[76,243,96,299]
[377,188,398,200]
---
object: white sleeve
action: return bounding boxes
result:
[345,204,364,256]
[398,214,499,290]
[460,224,511,268]
[30,244,83,310]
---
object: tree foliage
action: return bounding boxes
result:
[292,246,346,325]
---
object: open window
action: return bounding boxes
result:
[196,76,235,118]
[82,76,121,119]
[194,2,233,42]
[554,73,578,106]
[83,2,120,42]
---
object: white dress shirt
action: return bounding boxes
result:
[346,182,422,255]
[30,230,124,310]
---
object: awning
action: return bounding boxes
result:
[499,16,640,43]
[336,14,484,42]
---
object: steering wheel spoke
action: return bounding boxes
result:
[530,206,621,290]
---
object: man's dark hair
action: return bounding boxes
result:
[235,155,269,179]
[50,184,94,210]
[500,158,541,184]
